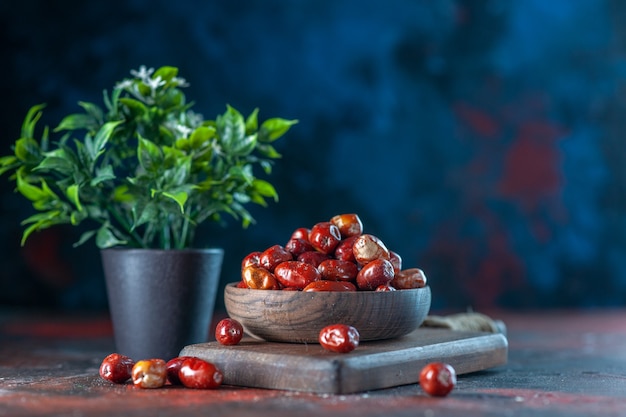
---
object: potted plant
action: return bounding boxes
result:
[0,65,296,360]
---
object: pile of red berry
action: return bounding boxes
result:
[99,353,223,389]
[238,213,427,291]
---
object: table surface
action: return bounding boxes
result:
[1,309,625,417]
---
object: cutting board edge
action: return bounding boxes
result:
[333,332,508,394]
[180,331,508,394]
[180,343,345,393]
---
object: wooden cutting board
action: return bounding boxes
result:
[180,328,508,394]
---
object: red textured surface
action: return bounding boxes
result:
[1,309,625,416]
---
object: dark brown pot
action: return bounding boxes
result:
[101,248,224,361]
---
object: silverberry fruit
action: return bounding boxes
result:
[319,324,360,353]
[99,353,135,384]
[419,362,457,397]
[179,357,223,389]
[215,318,244,345]
[132,359,167,389]
[166,356,193,385]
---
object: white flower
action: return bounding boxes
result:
[114,79,134,90]
[172,77,189,88]
[146,75,166,91]
[130,65,154,82]
[175,124,193,138]
[185,111,204,128]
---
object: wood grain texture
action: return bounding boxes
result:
[223,283,432,343]
[181,328,508,394]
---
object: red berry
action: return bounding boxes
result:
[356,258,395,290]
[285,238,315,257]
[132,359,167,389]
[388,250,402,274]
[290,227,310,240]
[259,245,293,272]
[334,236,359,262]
[303,280,357,292]
[352,234,390,265]
[391,268,428,289]
[375,283,396,292]
[179,357,223,389]
[318,259,359,282]
[330,213,363,238]
[241,251,261,270]
[274,260,321,289]
[242,265,280,290]
[297,251,331,267]
[419,362,457,397]
[309,222,342,254]
[166,356,194,385]
[99,353,135,384]
[318,324,360,353]
[215,318,244,345]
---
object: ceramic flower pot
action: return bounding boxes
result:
[101,248,224,361]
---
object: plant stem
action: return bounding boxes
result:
[179,210,191,249]
[161,217,171,249]
[106,203,145,247]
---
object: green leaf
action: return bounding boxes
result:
[233,192,250,204]
[96,225,127,248]
[257,143,282,159]
[154,66,178,83]
[252,179,278,200]
[21,104,46,139]
[0,155,17,166]
[54,113,98,132]
[119,97,149,117]
[162,190,188,213]
[73,139,92,170]
[16,170,46,201]
[14,137,41,163]
[227,165,254,184]
[231,202,254,228]
[70,209,87,225]
[92,120,122,157]
[189,126,216,148]
[19,210,65,246]
[20,210,63,225]
[159,88,186,109]
[245,108,259,133]
[40,178,60,200]
[66,184,82,211]
[20,223,43,246]
[90,165,115,186]
[217,105,246,154]
[35,149,74,175]
[259,118,298,142]
[235,134,258,157]
[165,157,191,186]
[73,230,96,247]
[174,137,191,151]
[78,101,104,121]
[132,201,159,230]
[162,146,185,166]
[103,88,121,113]
[112,185,134,203]
[250,193,268,206]
[138,135,163,172]
[0,155,17,176]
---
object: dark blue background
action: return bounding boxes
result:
[1,0,625,312]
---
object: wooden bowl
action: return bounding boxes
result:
[223,283,431,343]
